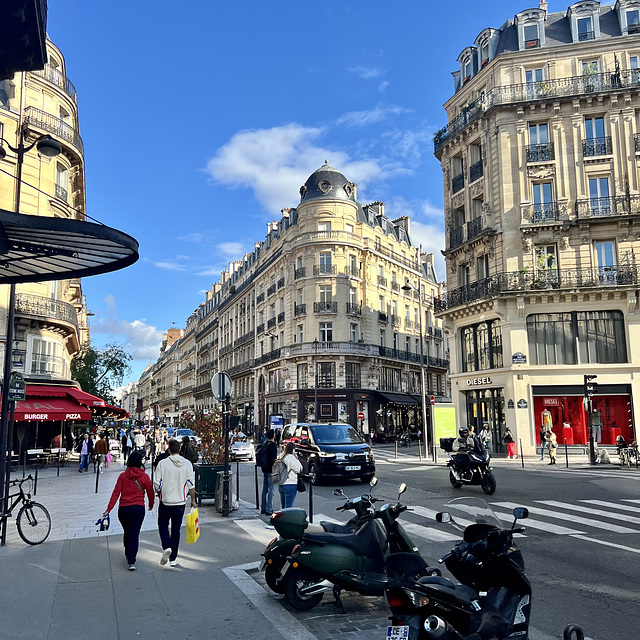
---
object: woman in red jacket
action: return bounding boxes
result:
[102,450,154,570]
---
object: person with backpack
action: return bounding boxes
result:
[257,428,278,515]
[179,436,199,466]
[274,441,302,509]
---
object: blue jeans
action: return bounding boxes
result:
[261,472,274,513]
[118,504,145,564]
[279,483,297,509]
[158,502,186,561]
[79,453,89,471]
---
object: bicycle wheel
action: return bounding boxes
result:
[17,501,51,545]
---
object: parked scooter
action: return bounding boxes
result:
[278,483,434,612]
[384,497,530,640]
[447,448,496,495]
[261,479,380,593]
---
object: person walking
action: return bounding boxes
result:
[502,427,517,459]
[546,430,558,465]
[259,429,278,515]
[122,429,131,463]
[278,441,302,509]
[539,426,547,462]
[154,439,197,567]
[480,423,492,455]
[77,433,93,472]
[94,433,109,473]
[102,451,154,570]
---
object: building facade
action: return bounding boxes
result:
[140,164,448,442]
[434,0,640,455]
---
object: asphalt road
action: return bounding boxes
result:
[235,449,640,640]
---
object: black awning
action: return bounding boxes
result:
[0,208,138,284]
[377,392,419,406]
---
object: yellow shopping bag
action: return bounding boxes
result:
[186,507,200,544]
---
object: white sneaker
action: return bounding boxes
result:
[160,549,171,565]
[169,560,177,567]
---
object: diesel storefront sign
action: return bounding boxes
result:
[466,377,493,386]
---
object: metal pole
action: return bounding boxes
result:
[417,283,429,462]
[564,438,569,467]
[588,398,596,465]
[307,474,313,523]
[314,339,318,421]
[254,464,259,510]
[222,393,231,517]
[519,439,524,468]
[235,459,239,503]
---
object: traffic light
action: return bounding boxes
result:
[584,374,598,397]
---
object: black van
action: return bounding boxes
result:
[282,422,375,484]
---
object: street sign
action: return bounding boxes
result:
[211,372,233,401]
[357,411,365,420]
[8,371,26,401]
[430,395,435,406]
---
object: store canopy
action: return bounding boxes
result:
[12,396,91,422]
[67,388,106,408]
[0,208,138,284]
[377,392,420,406]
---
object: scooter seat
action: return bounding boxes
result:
[416,575,478,606]
[302,531,369,554]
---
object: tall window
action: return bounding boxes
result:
[380,367,401,391]
[527,311,626,364]
[588,176,610,214]
[297,363,308,389]
[297,324,304,343]
[345,362,361,388]
[319,252,332,269]
[525,67,544,98]
[585,116,605,140]
[459,265,470,288]
[477,254,489,280]
[349,254,357,275]
[524,24,539,47]
[318,221,331,233]
[319,285,332,303]
[577,16,594,41]
[319,322,332,342]
[393,332,399,350]
[595,240,616,283]
[30,337,65,377]
[532,182,554,220]
[380,329,385,347]
[349,287,358,305]
[350,323,358,342]
[318,362,335,388]
[460,319,503,372]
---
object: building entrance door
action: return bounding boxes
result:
[464,388,505,453]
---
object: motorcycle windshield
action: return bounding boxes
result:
[445,497,502,530]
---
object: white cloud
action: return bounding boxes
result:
[410,221,446,282]
[218,241,245,256]
[378,81,390,93]
[348,65,386,80]
[336,104,411,128]
[205,124,395,213]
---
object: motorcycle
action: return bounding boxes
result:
[261,479,380,593]
[447,449,496,495]
[385,497,531,640]
[278,483,434,612]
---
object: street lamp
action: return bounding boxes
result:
[0,129,61,545]
[402,279,433,462]
[313,338,319,422]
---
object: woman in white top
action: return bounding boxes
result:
[279,442,302,509]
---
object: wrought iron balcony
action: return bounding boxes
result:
[344,266,360,277]
[15,293,78,328]
[575,195,640,218]
[526,142,555,162]
[378,312,388,323]
[378,275,388,287]
[314,301,337,314]
[54,183,68,201]
[31,64,77,101]
[23,106,83,155]
[583,136,612,157]
[372,244,421,271]
[379,346,422,364]
[434,95,486,151]
[267,284,276,297]
[467,216,483,239]
[405,319,413,329]
[635,133,640,152]
[346,302,362,316]
[294,303,306,317]
[530,201,559,222]
[578,30,595,41]
[256,293,265,304]
[267,317,276,329]
[314,264,337,275]
[452,172,465,193]
[294,267,306,279]
[277,277,285,289]
[449,227,464,248]
[391,281,399,291]
[277,311,285,324]
[469,160,483,182]
[257,323,265,334]
[427,356,449,369]
[391,314,401,327]
[435,266,640,312]
[255,349,281,366]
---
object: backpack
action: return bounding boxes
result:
[185,443,199,464]
[271,458,289,485]
[256,443,269,468]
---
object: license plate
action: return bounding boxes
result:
[280,560,290,578]
[386,626,409,639]
[345,465,361,471]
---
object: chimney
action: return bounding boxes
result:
[348,182,358,199]
[538,1,548,14]
[393,216,410,237]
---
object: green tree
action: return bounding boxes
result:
[71,342,132,404]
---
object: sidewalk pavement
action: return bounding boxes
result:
[0,456,288,640]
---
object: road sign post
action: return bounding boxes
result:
[211,373,233,516]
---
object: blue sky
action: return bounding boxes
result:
[45,0,534,383]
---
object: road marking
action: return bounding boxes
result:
[233,513,337,546]
[580,500,640,513]
[622,499,640,504]
[401,522,460,542]
[491,510,584,536]
[537,500,640,525]
[410,505,474,529]
[569,534,640,554]
[491,502,637,533]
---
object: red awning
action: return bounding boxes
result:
[13,396,92,422]
[24,385,70,397]
[66,388,106,407]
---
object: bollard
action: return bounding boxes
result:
[395,439,398,459]
[519,439,524,468]
[236,460,240,503]
[95,463,100,493]
[34,459,39,496]
[564,438,569,467]
[56,449,60,477]
[307,475,313,523]
[254,465,259,510]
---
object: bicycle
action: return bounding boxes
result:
[5,474,51,544]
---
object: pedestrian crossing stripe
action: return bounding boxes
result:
[536,500,640,525]
[580,500,640,513]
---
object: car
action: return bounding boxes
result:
[165,427,176,438]
[230,439,255,462]
[284,422,375,484]
[174,428,200,445]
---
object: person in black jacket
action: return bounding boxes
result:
[259,429,278,515]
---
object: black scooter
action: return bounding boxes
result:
[385,497,530,640]
[447,449,496,495]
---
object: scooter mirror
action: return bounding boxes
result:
[397,483,407,495]
[436,512,451,524]
[333,488,346,497]
[512,507,529,520]
[370,477,378,487]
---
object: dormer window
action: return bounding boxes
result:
[480,42,489,66]
[524,24,540,48]
[628,9,640,32]
[463,59,472,81]
[516,8,546,50]
[569,1,601,43]
[577,16,594,40]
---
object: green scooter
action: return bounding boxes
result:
[278,483,435,612]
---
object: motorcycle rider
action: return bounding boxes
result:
[451,427,481,479]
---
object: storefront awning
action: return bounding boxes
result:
[377,392,420,406]
[66,388,106,407]
[13,396,92,421]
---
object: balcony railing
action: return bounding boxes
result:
[267,317,276,329]
[314,301,337,314]
[277,277,285,289]
[257,323,265,334]
[391,281,399,291]
[449,227,464,248]
[435,266,640,311]
[452,172,465,193]
[469,160,483,182]
[344,266,360,277]
[635,133,640,152]
[54,183,68,201]
[294,267,306,279]
[378,312,388,323]
[30,354,70,379]
[371,244,420,271]
[277,311,285,324]
[31,64,77,101]
[15,293,78,328]
[434,69,640,153]
[267,284,276,297]
[256,293,265,304]
[391,314,401,326]
[346,302,362,316]
[529,201,559,222]
[23,106,83,155]
[255,349,281,366]
[294,304,306,317]
[405,319,413,329]
[468,216,484,239]
[575,195,640,218]
[578,30,595,41]
[583,136,612,157]
[378,275,388,287]
[314,264,337,275]
[526,142,555,162]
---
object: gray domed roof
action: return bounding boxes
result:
[299,162,356,203]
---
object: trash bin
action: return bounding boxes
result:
[215,469,234,513]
